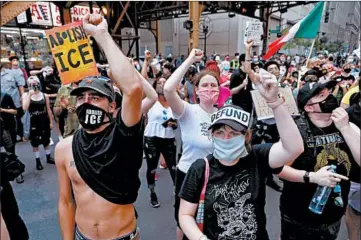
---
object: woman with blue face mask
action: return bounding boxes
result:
[178,50,304,239]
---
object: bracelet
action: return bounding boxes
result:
[267,96,285,109]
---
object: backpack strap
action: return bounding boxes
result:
[196,157,210,232]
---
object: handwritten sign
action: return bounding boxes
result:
[45,21,98,84]
[251,88,300,120]
[70,5,100,22]
[244,21,263,46]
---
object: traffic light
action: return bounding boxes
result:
[268,29,271,40]
[183,20,193,30]
[324,12,329,23]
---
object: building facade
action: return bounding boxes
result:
[121,2,359,58]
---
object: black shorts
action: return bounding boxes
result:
[174,168,187,228]
[30,125,50,148]
[280,213,341,240]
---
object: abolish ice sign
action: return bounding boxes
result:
[46,21,98,84]
[244,21,263,46]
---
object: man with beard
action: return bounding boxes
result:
[277,81,360,239]
[55,14,144,240]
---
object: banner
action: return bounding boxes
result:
[251,88,300,120]
[244,21,263,46]
[70,6,100,22]
[45,21,98,84]
[26,2,61,26]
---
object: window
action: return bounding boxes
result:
[165,46,173,57]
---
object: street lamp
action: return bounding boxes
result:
[202,25,209,56]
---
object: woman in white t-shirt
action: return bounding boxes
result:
[164,49,220,240]
[144,76,178,208]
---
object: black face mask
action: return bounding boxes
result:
[321,69,328,76]
[31,85,40,91]
[344,69,351,74]
[76,103,112,131]
[329,57,334,61]
[315,94,339,113]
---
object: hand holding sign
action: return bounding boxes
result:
[83,14,108,38]
[245,39,254,50]
[255,69,279,102]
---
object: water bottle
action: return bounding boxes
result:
[309,165,337,215]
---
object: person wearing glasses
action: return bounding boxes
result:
[143,75,178,208]
[277,80,360,239]
[22,76,55,170]
[55,14,144,240]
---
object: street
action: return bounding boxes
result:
[11,129,348,240]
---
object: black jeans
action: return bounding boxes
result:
[280,213,341,240]
[1,128,15,154]
[16,107,24,138]
[1,181,29,239]
[144,136,177,187]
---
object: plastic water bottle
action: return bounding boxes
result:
[309,165,337,214]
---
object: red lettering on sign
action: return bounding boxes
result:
[32,4,42,20]
[73,7,78,15]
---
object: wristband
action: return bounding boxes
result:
[267,94,285,109]
[303,171,310,183]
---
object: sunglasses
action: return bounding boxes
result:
[305,75,318,82]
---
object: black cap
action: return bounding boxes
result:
[297,81,338,110]
[70,76,115,101]
[209,105,251,132]
[9,55,19,61]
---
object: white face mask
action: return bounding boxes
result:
[213,135,248,162]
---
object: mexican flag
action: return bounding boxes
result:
[264,2,325,60]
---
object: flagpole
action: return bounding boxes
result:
[297,38,316,89]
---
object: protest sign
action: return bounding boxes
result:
[45,21,98,84]
[244,21,263,46]
[251,88,300,120]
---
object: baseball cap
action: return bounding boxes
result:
[297,81,338,110]
[70,76,115,101]
[209,105,251,132]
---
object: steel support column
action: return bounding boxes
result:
[134,2,140,58]
[188,1,204,50]
[150,20,161,53]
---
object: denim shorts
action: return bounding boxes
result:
[348,181,360,215]
[75,226,139,240]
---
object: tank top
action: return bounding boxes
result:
[29,93,48,123]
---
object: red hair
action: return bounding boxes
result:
[205,60,220,77]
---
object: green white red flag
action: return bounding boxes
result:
[263,2,325,60]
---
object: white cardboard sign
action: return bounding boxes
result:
[244,21,263,46]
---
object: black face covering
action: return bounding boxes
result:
[316,94,339,113]
[329,57,334,61]
[31,85,40,91]
[76,103,112,131]
[344,69,351,74]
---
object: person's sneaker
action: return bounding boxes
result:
[150,192,160,208]
[15,174,24,184]
[46,155,55,164]
[49,138,54,146]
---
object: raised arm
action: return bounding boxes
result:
[244,41,261,84]
[135,70,158,114]
[164,49,202,116]
[55,140,76,240]
[83,14,143,127]
[332,107,360,166]
[30,68,43,76]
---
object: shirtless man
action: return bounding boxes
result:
[55,14,144,240]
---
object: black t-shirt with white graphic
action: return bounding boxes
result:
[180,144,283,240]
[346,103,361,183]
[280,122,358,225]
